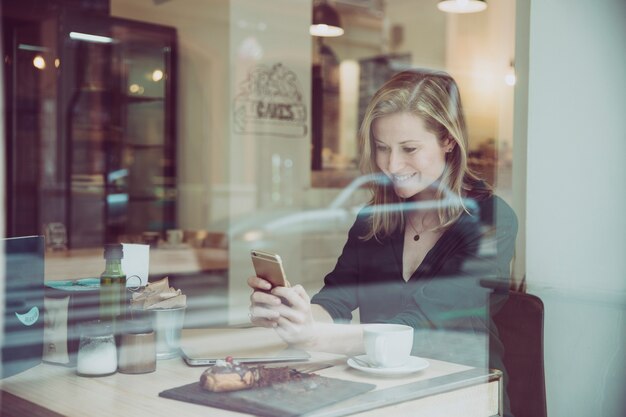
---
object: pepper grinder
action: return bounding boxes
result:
[118,319,156,374]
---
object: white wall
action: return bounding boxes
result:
[385,0,446,68]
[445,0,516,153]
[227,0,312,323]
[526,0,626,416]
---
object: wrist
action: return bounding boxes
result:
[288,321,320,351]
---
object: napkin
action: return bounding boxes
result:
[131,277,186,309]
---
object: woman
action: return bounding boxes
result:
[248,69,517,361]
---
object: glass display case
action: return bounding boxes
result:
[3,7,177,248]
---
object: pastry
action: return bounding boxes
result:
[199,358,255,392]
[255,365,292,388]
[199,357,304,393]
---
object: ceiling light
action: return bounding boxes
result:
[152,69,164,82]
[33,55,46,70]
[69,32,114,43]
[438,0,487,14]
[18,44,49,52]
[310,1,344,37]
[505,61,517,86]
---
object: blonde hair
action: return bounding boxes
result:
[359,69,487,241]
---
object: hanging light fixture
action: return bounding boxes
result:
[310,1,344,37]
[504,60,517,86]
[438,0,487,14]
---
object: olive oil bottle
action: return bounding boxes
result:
[99,244,127,327]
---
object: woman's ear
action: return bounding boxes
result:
[443,137,455,153]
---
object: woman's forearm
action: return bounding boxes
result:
[304,304,364,356]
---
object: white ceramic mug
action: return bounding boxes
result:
[363,323,413,368]
[166,229,183,245]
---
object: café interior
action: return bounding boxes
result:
[1,1,624,417]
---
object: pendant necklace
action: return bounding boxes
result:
[407,215,426,242]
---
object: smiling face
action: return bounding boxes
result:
[372,112,452,201]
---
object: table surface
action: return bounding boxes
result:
[0,328,501,417]
[45,247,229,281]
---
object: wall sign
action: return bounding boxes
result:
[233,63,307,137]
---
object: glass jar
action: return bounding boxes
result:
[76,321,117,377]
[118,319,156,374]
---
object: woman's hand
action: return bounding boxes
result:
[270,285,317,347]
[247,276,317,346]
[247,275,283,327]
[248,277,362,354]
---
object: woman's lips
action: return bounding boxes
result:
[392,172,417,183]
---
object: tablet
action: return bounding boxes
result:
[180,327,310,366]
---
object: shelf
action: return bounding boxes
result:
[79,85,109,93]
[5,13,179,248]
[123,94,164,103]
[72,132,124,144]
[72,125,124,132]
[73,90,163,104]
[124,143,166,149]
[128,196,176,202]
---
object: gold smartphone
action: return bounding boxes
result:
[250,250,290,288]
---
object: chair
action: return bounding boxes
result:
[486,281,548,417]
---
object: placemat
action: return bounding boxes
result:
[159,375,376,417]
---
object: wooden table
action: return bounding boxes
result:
[0,328,502,417]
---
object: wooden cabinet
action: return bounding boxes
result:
[3,5,177,248]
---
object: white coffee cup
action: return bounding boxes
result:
[363,324,414,368]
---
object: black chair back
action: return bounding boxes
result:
[490,289,548,417]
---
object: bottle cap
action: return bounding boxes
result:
[104,243,124,260]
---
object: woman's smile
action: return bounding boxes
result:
[373,112,449,200]
[392,172,417,182]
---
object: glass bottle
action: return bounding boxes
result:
[99,244,127,328]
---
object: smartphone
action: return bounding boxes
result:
[250,250,290,288]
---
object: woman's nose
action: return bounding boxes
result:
[387,151,404,173]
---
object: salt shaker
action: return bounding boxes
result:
[76,321,117,377]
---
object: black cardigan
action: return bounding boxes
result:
[311,194,518,333]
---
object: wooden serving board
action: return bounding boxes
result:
[159,375,376,417]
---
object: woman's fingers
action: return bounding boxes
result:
[250,315,278,328]
[251,284,313,338]
[292,285,311,303]
[250,290,281,306]
[247,275,272,291]
[250,304,280,321]
[248,276,279,329]
[269,285,313,325]
[274,316,300,341]
[271,285,308,312]
[265,286,317,347]
[274,316,315,346]
[273,303,306,324]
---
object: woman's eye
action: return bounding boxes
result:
[402,147,417,153]
[375,145,389,152]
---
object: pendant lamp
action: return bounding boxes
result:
[438,0,487,14]
[310,1,344,37]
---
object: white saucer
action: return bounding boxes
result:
[347,355,429,376]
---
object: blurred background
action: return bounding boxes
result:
[1,1,624,416]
